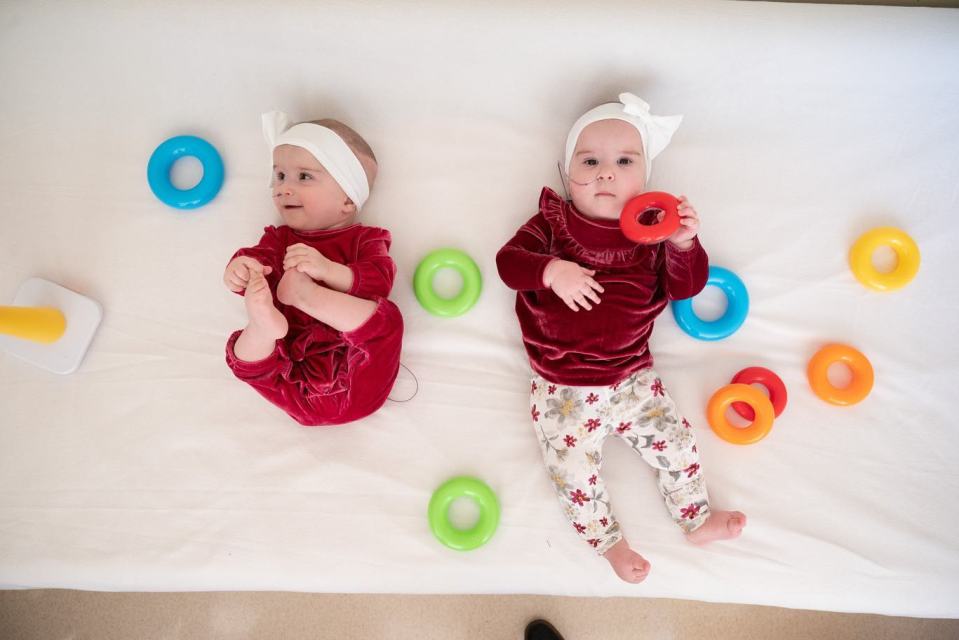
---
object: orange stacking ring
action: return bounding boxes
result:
[807,343,874,406]
[707,383,776,445]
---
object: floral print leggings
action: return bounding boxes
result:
[530,368,710,555]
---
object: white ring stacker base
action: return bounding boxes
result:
[0,278,103,374]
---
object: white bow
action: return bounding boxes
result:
[262,110,293,148]
[564,92,683,183]
[619,92,651,117]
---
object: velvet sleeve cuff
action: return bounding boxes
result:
[496,247,557,291]
[341,297,402,347]
[347,258,395,300]
[663,236,709,300]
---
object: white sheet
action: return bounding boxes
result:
[1,0,958,618]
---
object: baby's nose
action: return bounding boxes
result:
[598,165,615,181]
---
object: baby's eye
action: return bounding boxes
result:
[299,172,312,181]
[583,158,598,167]
[617,157,633,166]
[275,171,285,181]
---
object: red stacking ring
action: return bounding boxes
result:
[619,191,681,244]
[730,367,788,421]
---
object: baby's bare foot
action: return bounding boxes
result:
[602,538,651,584]
[276,268,315,308]
[244,271,288,339]
[685,510,746,545]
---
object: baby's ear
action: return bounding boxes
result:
[341,197,358,217]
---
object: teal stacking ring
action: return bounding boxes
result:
[671,265,749,341]
[147,135,224,209]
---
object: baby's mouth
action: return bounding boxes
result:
[283,205,303,210]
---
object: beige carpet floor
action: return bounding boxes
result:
[2,591,959,639]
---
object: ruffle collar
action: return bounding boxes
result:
[538,187,645,266]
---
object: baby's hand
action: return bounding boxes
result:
[283,243,332,281]
[662,195,700,249]
[224,256,273,292]
[543,259,604,312]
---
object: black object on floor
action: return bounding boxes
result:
[525,619,566,640]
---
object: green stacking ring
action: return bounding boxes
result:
[413,248,482,317]
[428,476,500,551]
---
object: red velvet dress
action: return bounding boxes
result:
[225,224,403,426]
[496,187,708,386]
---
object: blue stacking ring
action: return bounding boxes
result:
[671,265,749,341]
[147,135,224,209]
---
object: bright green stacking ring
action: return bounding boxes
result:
[428,476,500,551]
[413,248,482,317]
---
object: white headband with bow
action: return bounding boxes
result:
[564,92,683,183]
[262,111,370,211]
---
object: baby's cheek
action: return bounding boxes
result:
[568,184,588,206]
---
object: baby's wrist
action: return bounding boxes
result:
[669,238,695,251]
[542,258,561,288]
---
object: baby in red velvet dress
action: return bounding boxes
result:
[223,112,402,426]
[497,93,746,583]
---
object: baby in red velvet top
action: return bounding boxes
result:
[223,112,402,427]
[496,93,745,583]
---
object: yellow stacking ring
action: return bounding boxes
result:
[706,383,776,445]
[848,227,920,291]
[807,343,874,406]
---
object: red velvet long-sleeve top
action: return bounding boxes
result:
[232,223,396,308]
[230,223,400,405]
[496,187,709,386]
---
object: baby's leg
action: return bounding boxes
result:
[616,370,745,543]
[685,509,747,545]
[233,270,288,361]
[277,269,377,333]
[530,378,650,584]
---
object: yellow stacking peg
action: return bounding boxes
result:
[0,305,67,344]
[1,278,102,374]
